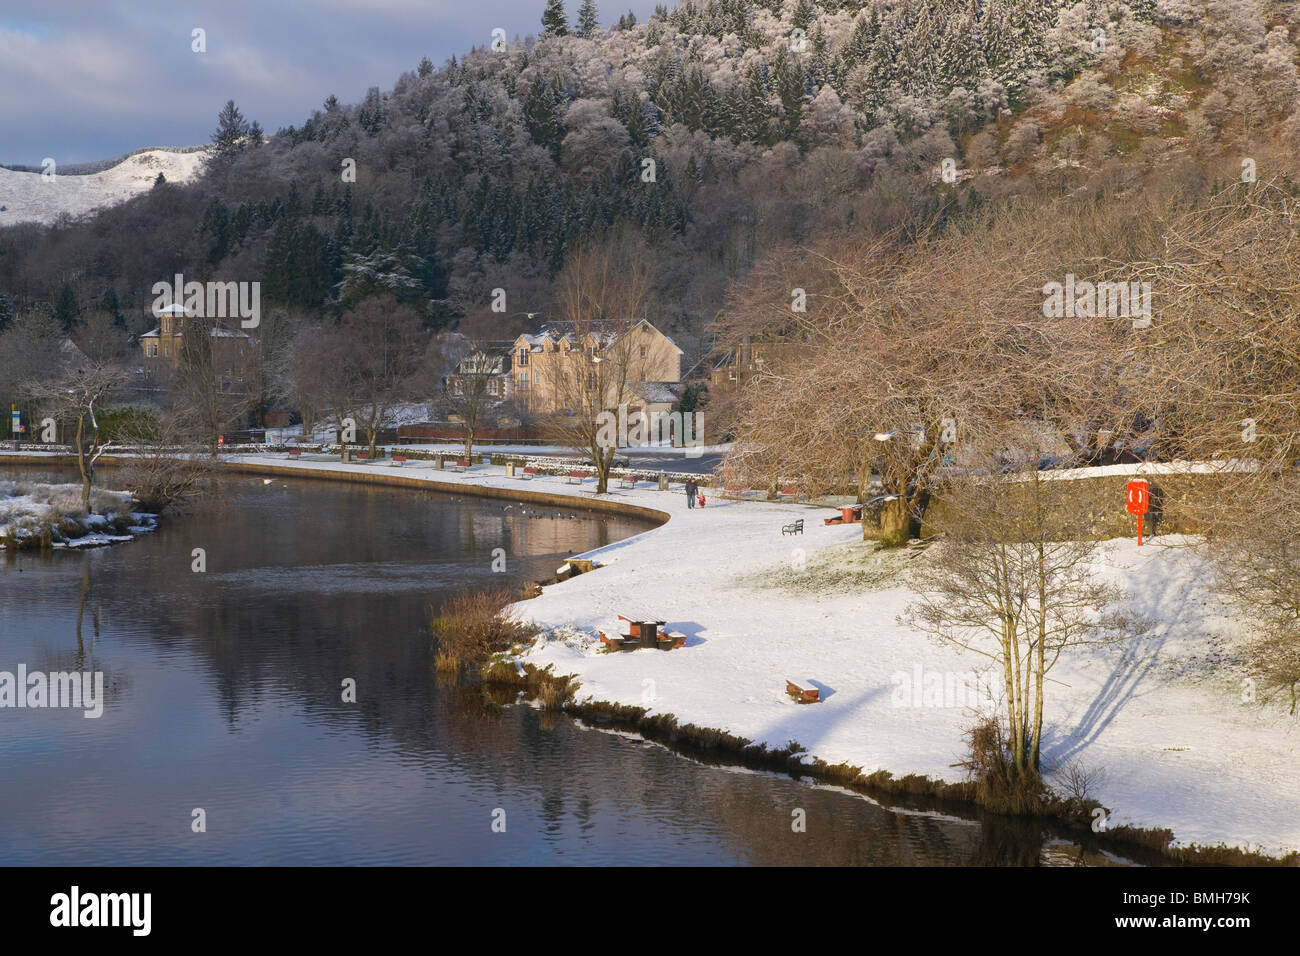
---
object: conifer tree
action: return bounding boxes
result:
[541,0,569,37]
[576,0,599,37]
[211,100,250,162]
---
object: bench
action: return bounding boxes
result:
[566,471,586,485]
[391,455,407,466]
[782,518,804,535]
[786,679,820,704]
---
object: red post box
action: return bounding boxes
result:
[1127,479,1149,545]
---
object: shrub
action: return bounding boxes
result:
[429,587,538,667]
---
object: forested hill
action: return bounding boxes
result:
[1,0,1297,367]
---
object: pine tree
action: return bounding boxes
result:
[792,0,814,31]
[576,0,599,37]
[211,100,250,162]
[54,283,79,333]
[541,0,569,37]
[99,288,124,328]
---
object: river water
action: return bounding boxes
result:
[0,467,1121,865]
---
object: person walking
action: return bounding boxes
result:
[685,477,697,509]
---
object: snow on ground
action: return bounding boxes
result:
[13,450,1294,853]
[0,478,155,547]
[517,493,1300,856]
[0,149,207,226]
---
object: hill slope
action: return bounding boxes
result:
[0,148,208,227]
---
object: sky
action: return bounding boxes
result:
[1,0,661,166]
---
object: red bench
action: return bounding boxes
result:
[786,679,820,704]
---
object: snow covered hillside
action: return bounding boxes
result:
[0,148,207,226]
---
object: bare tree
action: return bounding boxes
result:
[115,411,217,512]
[171,314,259,457]
[1141,180,1300,715]
[444,343,505,461]
[27,364,126,512]
[333,295,427,458]
[549,233,656,494]
[903,442,1142,777]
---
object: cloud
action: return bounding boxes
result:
[1,0,660,164]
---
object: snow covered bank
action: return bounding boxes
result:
[511,495,1299,857]
[0,480,156,549]
[11,451,1291,855]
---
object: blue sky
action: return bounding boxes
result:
[1,0,660,165]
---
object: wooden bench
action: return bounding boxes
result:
[391,455,407,466]
[782,518,804,535]
[566,471,586,485]
[786,679,820,704]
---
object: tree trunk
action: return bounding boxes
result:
[75,414,91,512]
[879,497,910,547]
[596,447,613,494]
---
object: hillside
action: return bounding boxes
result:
[0,148,208,227]
[1,0,1298,359]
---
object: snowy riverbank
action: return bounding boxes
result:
[0,479,156,549]
[6,450,1293,855]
